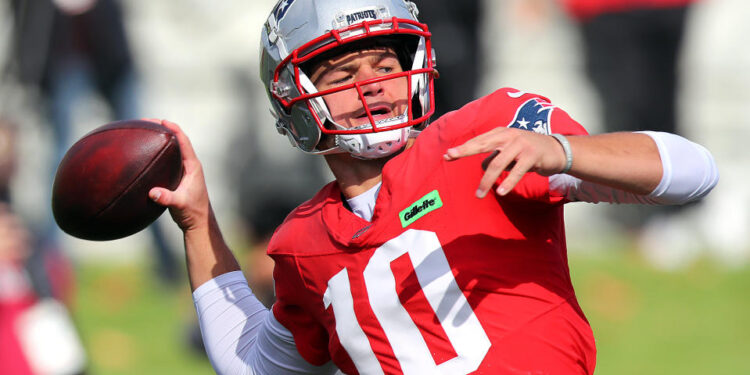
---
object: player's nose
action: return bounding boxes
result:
[357,66,384,97]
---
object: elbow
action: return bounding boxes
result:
[650,142,719,205]
[697,150,720,198]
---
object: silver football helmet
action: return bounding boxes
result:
[260,0,436,159]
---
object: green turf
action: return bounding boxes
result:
[73,264,213,375]
[71,251,750,374]
[570,251,750,375]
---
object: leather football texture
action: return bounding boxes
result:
[52,120,182,241]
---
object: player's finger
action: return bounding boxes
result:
[481,150,499,170]
[158,120,197,160]
[496,156,535,196]
[477,144,521,198]
[482,151,518,171]
[444,139,494,161]
[141,118,161,124]
[444,128,507,161]
[149,185,188,210]
[476,144,521,198]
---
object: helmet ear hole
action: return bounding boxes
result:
[411,93,423,119]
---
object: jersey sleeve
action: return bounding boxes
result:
[430,88,589,204]
[432,88,588,145]
[548,103,588,137]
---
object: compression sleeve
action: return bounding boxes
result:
[549,131,718,204]
[642,131,719,204]
[193,271,339,375]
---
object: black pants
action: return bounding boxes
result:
[581,6,690,134]
[580,6,693,230]
[415,0,482,119]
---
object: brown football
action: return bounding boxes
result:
[52,120,182,241]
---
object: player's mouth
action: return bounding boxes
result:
[355,104,393,122]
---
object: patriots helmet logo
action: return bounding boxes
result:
[507,98,555,135]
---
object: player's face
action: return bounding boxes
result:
[309,47,409,129]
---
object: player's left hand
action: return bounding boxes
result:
[443,127,567,198]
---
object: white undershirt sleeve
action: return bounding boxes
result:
[549,131,718,204]
[193,271,339,375]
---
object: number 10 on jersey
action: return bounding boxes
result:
[324,230,490,374]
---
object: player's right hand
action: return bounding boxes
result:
[443,127,567,198]
[147,120,212,233]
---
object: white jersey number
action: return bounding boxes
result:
[323,229,490,375]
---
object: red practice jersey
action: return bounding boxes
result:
[269,88,595,374]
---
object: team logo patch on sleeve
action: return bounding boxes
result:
[400,190,443,228]
[507,98,555,135]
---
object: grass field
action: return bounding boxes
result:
[571,251,750,375]
[71,250,750,374]
[73,264,213,375]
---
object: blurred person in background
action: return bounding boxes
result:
[511,0,694,138]
[0,118,86,375]
[518,0,702,257]
[561,0,695,138]
[0,201,36,375]
[413,0,483,118]
[7,0,181,285]
[560,0,700,236]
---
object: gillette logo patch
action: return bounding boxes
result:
[400,190,443,228]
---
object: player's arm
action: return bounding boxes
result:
[148,120,337,374]
[194,272,340,375]
[443,128,717,202]
[550,131,718,204]
[551,132,664,194]
[147,119,240,291]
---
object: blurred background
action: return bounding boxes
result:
[0,0,748,374]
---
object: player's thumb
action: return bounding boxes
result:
[149,187,174,207]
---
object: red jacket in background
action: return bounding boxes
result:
[561,0,698,21]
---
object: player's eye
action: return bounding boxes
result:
[328,74,352,86]
[334,76,352,84]
[377,55,401,73]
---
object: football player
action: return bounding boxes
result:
[149,0,718,373]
